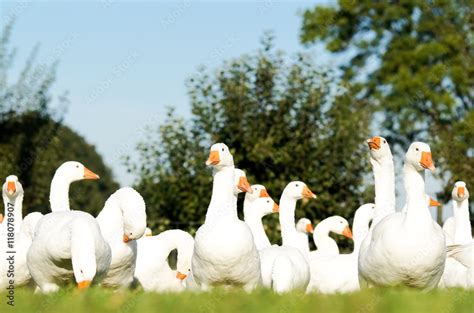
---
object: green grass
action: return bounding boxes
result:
[2,287,473,313]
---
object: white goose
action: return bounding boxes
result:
[27,164,111,292]
[192,143,260,291]
[96,187,147,288]
[243,184,279,251]
[306,204,374,294]
[359,142,446,289]
[443,182,470,245]
[0,178,43,289]
[309,216,352,259]
[295,218,313,257]
[49,161,100,212]
[259,181,316,293]
[444,243,474,288]
[440,182,473,288]
[135,229,194,292]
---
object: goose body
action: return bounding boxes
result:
[96,187,147,288]
[1,213,44,288]
[135,229,194,292]
[192,143,261,290]
[359,142,446,289]
[27,211,111,292]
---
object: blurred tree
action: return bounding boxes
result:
[127,35,372,247]
[300,0,473,223]
[0,22,118,216]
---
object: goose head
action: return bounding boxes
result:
[405,142,435,172]
[452,181,469,202]
[119,188,147,243]
[282,181,317,200]
[244,184,279,218]
[74,258,96,290]
[353,203,375,224]
[233,168,252,194]
[205,143,234,169]
[2,175,24,201]
[366,136,392,160]
[54,161,100,183]
[324,216,353,239]
[296,218,313,234]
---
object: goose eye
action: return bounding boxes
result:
[295,184,299,187]
[221,148,224,152]
[76,165,79,168]
[267,200,270,203]
[415,148,419,151]
[383,140,386,143]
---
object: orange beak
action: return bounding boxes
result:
[238,176,252,193]
[429,197,441,207]
[123,234,130,243]
[420,151,435,171]
[205,150,220,166]
[272,202,279,213]
[259,189,270,198]
[342,225,353,239]
[84,167,100,180]
[305,223,314,234]
[0,213,3,224]
[176,271,187,281]
[77,280,91,289]
[457,187,465,198]
[366,136,381,150]
[302,186,317,199]
[7,181,16,194]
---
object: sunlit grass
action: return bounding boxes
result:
[2,287,473,313]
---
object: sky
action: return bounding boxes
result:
[0,1,449,219]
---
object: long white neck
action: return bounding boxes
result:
[205,166,236,223]
[50,175,72,212]
[278,194,298,248]
[404,163,431,228]
[2,194,24,231]
[371,155,395,225]
[243,200,271,250]
[312,221,339,254]
[453,198,472,245]
[352,215,371,254]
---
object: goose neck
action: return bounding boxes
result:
[205,166,236,222]
[453,199,472,245]
[50,175,72,212]
[371,155,395,224]
[244,201,270,250]
[404,163,431,224]
[278,195,297,244]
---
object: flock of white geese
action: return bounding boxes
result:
[0,137,472,294]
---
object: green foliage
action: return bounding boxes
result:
[128,35,372,247]
[301,0,473,221]
[4,287,474,313]
[0,22,118,216]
